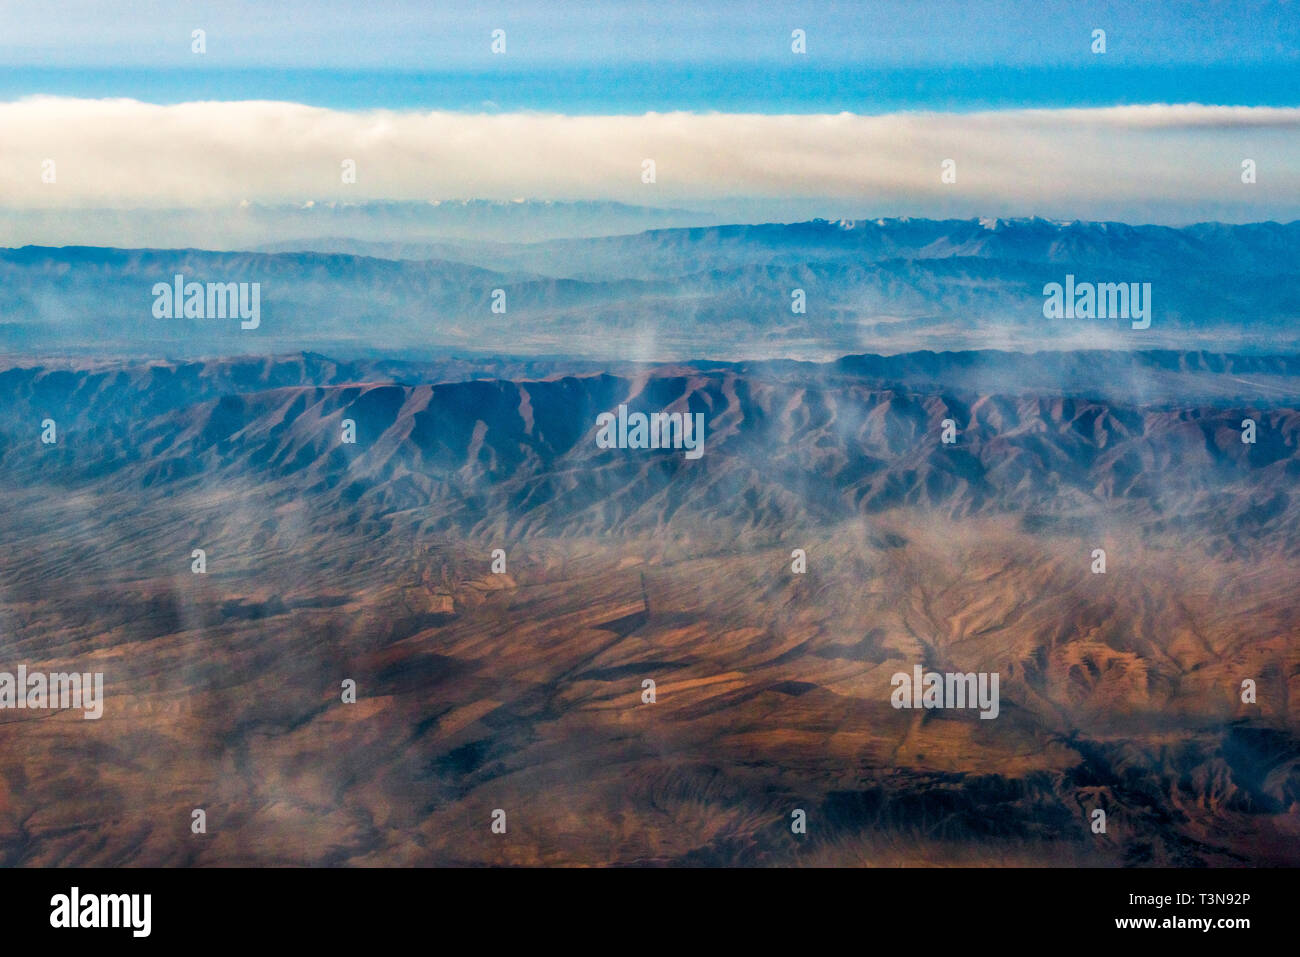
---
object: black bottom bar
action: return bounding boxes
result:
[0,866,1285,944]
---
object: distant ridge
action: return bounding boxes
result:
[3,218,1297,359]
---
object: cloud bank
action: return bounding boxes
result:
[2,98,1298,222]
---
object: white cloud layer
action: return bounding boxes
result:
[2,97,1298,219]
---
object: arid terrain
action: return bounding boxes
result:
[0,350,1296,865]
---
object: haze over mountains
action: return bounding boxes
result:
[2,347,1299,547]
[0,200,718,250]
[2,194,1298,867]
[0,346,1297,865]
[5,217,1298,360]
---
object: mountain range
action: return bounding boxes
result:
[0,347,1296,866]
[5,217,1299,360]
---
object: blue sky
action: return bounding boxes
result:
[0,0,1296,111]
[3,1,1297,68]
[3,64,1298,114]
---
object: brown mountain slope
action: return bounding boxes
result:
[0,353,1295,865]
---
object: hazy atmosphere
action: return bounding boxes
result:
[1,1,1297,886]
